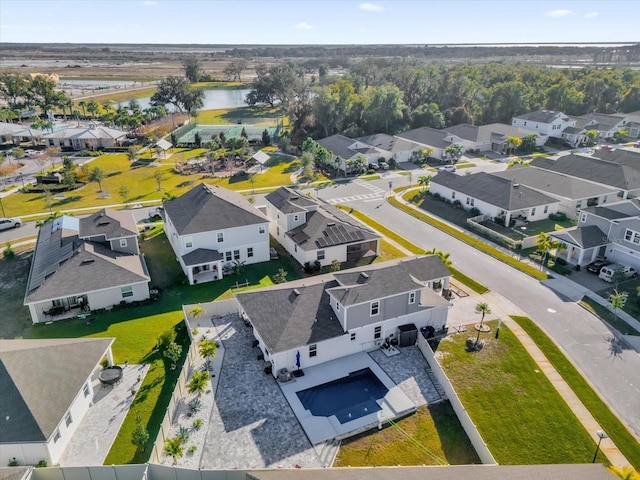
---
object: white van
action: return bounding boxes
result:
[598,263,637,282]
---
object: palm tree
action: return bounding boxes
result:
[536,232,557,269]
[426,248,452,267]
[78,100,87,118]
[608,289,628,323]
[89,167,106,192]
[86,100,99,118]
[188,305,205,321]
[199,338,218,359]
[163,437,184,465]
[418,175,432,192]
[187,371,209,396]
[607,466,640,480]
[474,302,492,346]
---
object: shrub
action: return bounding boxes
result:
[192,418,203,430]
[36,460,48,468]
[3,243,15,259]
[188,397,202,413]
[8,458,19,467]
[303,261,313,273]
[187,445,197,455]
[177,426,190,444]
[469,207,481,217]
[313,260,322,273]
[452,199,462,208]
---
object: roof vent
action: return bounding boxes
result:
[293,288,301,296]
[327,222,336,227]
[291,196,299,201]
[98,221,110,226]
[81,259,95,265]
[513,183,520,188]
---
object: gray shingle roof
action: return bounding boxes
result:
[182,248,223,266]
[551,225,608,249]
[531,154,640,190]
[396,127,453,149]
[578,112,626,125]
[164,184,268,236]
[265,186,317,214]
[315,134,359,160]
[236,280,345,354]
[443,124,480,142]
[356,133,419,154]
[478,123,538,141]
[513,110,569,123]
[25,222,149,304]
[431,171,557,211]
[594,148,640,166]
[246,464,616,480]
[0,338,113,442]
[493,167,617,200]
[79,208,137,240]
[582,205,636,220]
[562,126,584,134]
[330,256,451,306]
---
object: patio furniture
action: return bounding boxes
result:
[98,365,123,386]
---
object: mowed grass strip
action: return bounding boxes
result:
[334,402,480,466]
[393,194,547,281]
[343,207,489,294]
[438,321,608,465]
[510,316,640,470]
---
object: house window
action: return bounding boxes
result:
[294,214,299,222]
[247,247,253,258]
[119,238,127,248]
[374,326,382,340]
[524,121,527,126]
[580,213,587,223]
[234,250,240,260]
[576,200,582,209]
[225,251,232,262]
[371,301,379,316]
[624,229,640,245]
[83,383,90,398]
[544,205,549,214]
[531,207,536,216]
[259,225,266,234]
[121,285,133,298]
[217,232,224,243]
[451,191,456,199]
[53,430,61,443]
[294,244,297,252]
[351,332,356,341]
[336,302,340,312]
[65,413,73,427]
[617,191,624,198]
[317,250,325,260]
[309,344,317,358]
[409,292,416,304]
[184,236,193,248]
[277,227,280,236]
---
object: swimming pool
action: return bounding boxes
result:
[296,368,388,424]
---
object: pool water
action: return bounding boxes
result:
[296,368,388,424]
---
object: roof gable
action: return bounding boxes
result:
[79,208,138,240]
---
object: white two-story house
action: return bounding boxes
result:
[315,134,387,175]
[265,187,380,268]
[24,209,150,323]
[235,256,452,377]
[512,110,574,138]
[163,184,271,285]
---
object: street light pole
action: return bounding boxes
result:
[592,430,608,463]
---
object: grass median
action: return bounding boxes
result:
[510,315,640,470]
[392,194,548,281]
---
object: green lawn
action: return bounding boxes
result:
[438,321,608,465]
[580,296,640,335]
[596,281,640,324]
[510,316,640,470]
[74,87,158,107]
[195,105,282,125]
[335,402,480,466]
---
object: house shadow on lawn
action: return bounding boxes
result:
[428,402,481,465]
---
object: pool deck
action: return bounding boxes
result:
[280,353,416,445]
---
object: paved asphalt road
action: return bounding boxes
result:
[309,177,640,440]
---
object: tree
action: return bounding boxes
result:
[273,268,288,284]
[127,146,138,163]
[45,146,61,168]
[189,305,205,321]
[519,134,538,153]
[608,290,628,324]
[261,129,271,146]
[35,154,48,173]
[164,341,182,369]
[0,72,28,109]
[157,329,177,350]
[411,103,445,129]
[153,170,163,191]
[584,129,598,147]
[199,338,218,359]
[222,60,248,82]
[27,76,69,115]
[418,175,432,192]
[150,76,204,114]
[63,171,77,191]
[506,136,522,154]
[164,437,184,465]
[118,184,131,206]
[89,167,106,192]
[187,371,209,396]
[194,131,202,148]
[233,259,246,276]
[131,414,149,452]
[78,100,87,118]
[536,232,558,268]
[182,57,202,83]
[444,143,464,163]
[607,466,640,480]
[474,302,492,346]
[426,248,452,267]
[330,259,341,272]
[86,100,99,118]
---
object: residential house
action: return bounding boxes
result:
[492,166,618,219]
[315,134,386,175]
[235,256,451,376]
[443,123,545,154]
[355,133,423,163]
[511,110,574,138]
[163,184,271,285]
[395,127,465,162]
[0,338,115,466]
[429,171,559,227]
[42,124,127,151]
[265,187,380,267]
[531,154,640,199]
[572,113,629,140]
[24,210,150,324]
[552,199,640,268]
[625,110,640,139]
[593,148,640,166]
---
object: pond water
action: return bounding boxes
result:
[117,88,252,111]
[60,79,140,88]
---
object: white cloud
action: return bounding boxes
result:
[294,22,315,30]
[584,11,599,19]
[546,9,575,17]
[0,24,22,30]
[359,3,385,12]
[143,1,157,6]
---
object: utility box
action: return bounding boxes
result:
[398,323,418,347]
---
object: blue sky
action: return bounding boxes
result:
[0,1,636,45]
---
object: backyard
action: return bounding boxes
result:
[437,321,608,465]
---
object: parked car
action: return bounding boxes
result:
[586,259,611,274]
[598,263,637,282]
[378,161,390,170]
[438,165,456,173]
[270,247,279,260]
[0,217,21,231]
[368,163,380,170]
[148,206,164,220]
